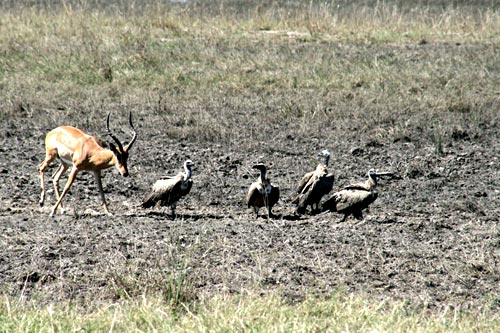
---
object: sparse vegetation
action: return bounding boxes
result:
[1,0,499,331]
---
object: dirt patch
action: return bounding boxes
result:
[1,103,499,312]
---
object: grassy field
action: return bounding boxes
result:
[1,0,499,154]
[1,0,500,331]
[2,291,500,332]
[2,0,499,132]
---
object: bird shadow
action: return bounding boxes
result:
[374,218,405,224]
[140,211,225,221]
[175,212,226,221]
[279,214,303,221]
[255,213,302,221]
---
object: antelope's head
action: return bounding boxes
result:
[106,112,137,177]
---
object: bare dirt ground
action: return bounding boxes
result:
[1,94,499,312]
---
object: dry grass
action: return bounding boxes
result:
[2,291,500,332]
[1,1,499,135]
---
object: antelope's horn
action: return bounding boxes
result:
[124,112,137,151]
[106,112,124,152]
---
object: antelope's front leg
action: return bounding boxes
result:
[94,171,111,215]
[52,163,69,209]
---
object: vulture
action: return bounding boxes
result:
[321,169,392,222]
[291,149,335,215]
[246,163,280,217]
[142,159,194,218]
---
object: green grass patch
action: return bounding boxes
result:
[1,292,499,332]
[1,2,500,94]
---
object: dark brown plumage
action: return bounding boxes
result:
[321,169,391,222]
[291,150,334,215]
[142,160,193,217]
[246,163,280,217]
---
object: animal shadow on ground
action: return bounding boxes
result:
[142,210,225,221]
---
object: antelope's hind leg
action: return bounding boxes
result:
[38,150,58,207]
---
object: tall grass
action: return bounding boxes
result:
[1,291,499,332]
[1,1,499,144]
[1,2,500,94]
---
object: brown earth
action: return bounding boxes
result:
[1,97,499,312]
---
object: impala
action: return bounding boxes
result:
[39,112,137,216]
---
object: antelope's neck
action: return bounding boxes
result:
[88,148,115,170]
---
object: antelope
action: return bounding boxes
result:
[246,163,280,218]
[142,159,194,218]
[321,169,392,222]
[38,112,137,216]
[291,149,335,215]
